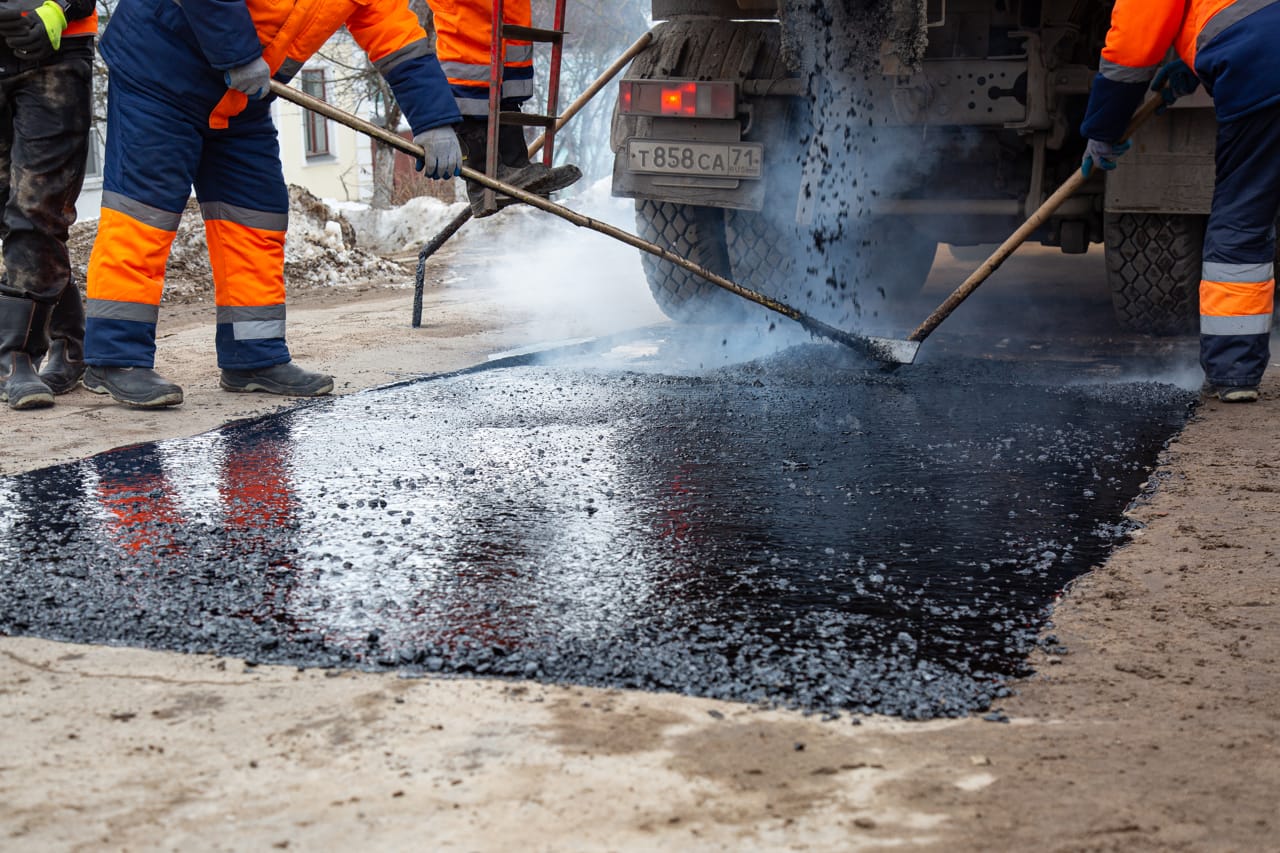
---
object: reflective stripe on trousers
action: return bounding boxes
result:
[1200,101,1280,387]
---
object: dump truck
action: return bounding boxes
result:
[609,0,1217,335]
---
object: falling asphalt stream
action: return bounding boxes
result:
[0,333,1194,719]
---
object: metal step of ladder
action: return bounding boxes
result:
[480,0,567,213]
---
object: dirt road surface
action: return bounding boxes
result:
[2,242,1277,851]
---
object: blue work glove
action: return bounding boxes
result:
[1081,138,1131,178]
[0,1,68,62]
[1151,59,1200,113]
[224,57,271,100]
[413,126,462,178]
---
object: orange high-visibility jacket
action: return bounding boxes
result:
[429,0,534,115]
[1083,0,1280,140]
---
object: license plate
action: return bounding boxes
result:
[626,139,763,179]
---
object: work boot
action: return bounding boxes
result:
[36,279,86,394]
[83,366,184,408]
[1217,385,1259,403]
[457,119,581,217]
[0,294,55,410]
[497,124,581,196]
[219,361,333,397]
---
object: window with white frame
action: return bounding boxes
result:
[301,69,331,158]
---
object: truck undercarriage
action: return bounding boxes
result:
[610,0,1219,335]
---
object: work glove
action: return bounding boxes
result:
[1151,59,1200,113]
[0,0,68,62]
[1081,138,1131,178]
[224,56,271,100]
[413,126,462,179]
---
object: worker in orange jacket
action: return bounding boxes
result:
[0,0,96,410]
[427,0,580,216]
[1081,0,1280,403]
[82,0,463,408]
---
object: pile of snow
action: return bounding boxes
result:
[324,176,630,256]
[67,185,413,305]
[329,194,469,255]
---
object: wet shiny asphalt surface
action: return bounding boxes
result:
[0,332,1195,718]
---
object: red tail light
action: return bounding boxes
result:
[619,80,737,119]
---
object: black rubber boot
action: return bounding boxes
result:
[83,366,184,408]
[219,361,333,397]
[37,280,86,394]
[497,124,582,196]
[457,119,560,218]
[0,294,55,410]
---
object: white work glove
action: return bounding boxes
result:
[224,56,271,100]
[413,126,462,178]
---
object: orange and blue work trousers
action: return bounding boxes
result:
[1199,102,1280,388]
[430,0,534,116]
[86,73,290,371]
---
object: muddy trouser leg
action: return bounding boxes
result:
[1199,102,1280,388]
[0,57,92,311]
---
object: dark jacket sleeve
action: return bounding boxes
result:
[176,0,261,71]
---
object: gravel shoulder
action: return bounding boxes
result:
[1,247,1277,851]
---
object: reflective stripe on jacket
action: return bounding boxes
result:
[431,0,534,114]
[1082,0,1280,141]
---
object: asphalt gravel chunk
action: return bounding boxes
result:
[0,342,1194,719]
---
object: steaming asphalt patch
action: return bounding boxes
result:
[0,340,1194,719]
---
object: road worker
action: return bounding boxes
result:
[426,0,580,216]
[0,0,96,410]
[82,0,463,408]
[1081,0,1280,403]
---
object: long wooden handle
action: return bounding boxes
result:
[908,93,1167,344]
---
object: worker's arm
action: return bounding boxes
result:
[346,0,462,135]
[1080,0,1185,143]
[173,0,261,73]
[0,0,94,59]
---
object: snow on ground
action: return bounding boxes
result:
[325,176,630,256]
[329,194,469,256]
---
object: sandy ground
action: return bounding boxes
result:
[2,243,1278,851]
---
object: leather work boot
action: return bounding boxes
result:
[37,279,86,394]
[1201,381,1260,403]
[83,366,184,408]
[497,124,582,196]
[219,361,333,397]
[1217,385,1259,403]
[0,293,55,410]
[457,119,581,217]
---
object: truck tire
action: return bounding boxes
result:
[1105,211,1204,336]
[636,200,745,323]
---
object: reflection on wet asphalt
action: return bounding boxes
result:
[0,337,1194,718]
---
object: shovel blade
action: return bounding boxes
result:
[865,336,920,365]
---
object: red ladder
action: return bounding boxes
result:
[480,0,566,213]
